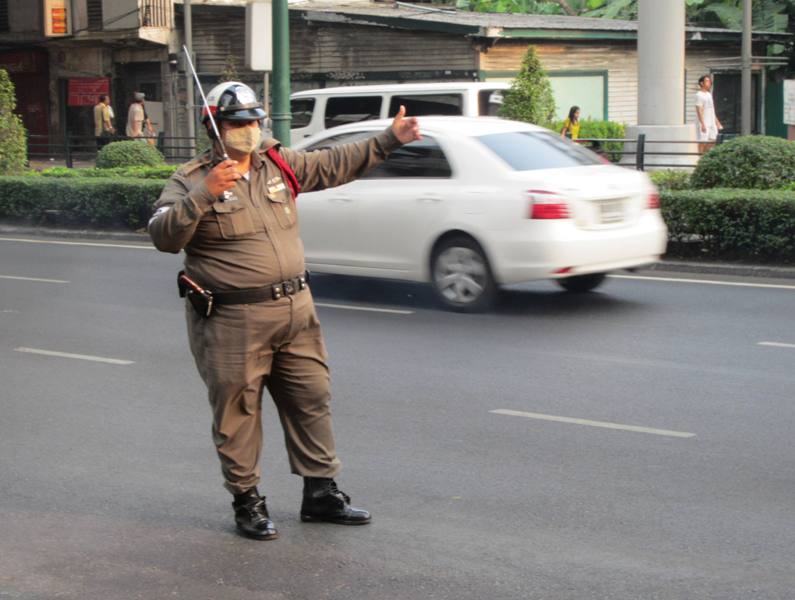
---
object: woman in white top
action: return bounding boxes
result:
[695,74,723,155]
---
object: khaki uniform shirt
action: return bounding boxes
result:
[94,103,110,137]
[149,129,402,290]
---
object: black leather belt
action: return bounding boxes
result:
[212,273,309,305]
[178,271,309,318]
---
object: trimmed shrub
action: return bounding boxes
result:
[649,170,692,191]
[691,136,795,190]
[0,177,166,229]
[499,45,556,127]
[40,165,177,179]
[661,188,795,262]
[96,140,165,168]
[0,69,27,175]
[548,119,626,162]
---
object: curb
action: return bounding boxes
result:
[3,224,795,280]
[644,260,795,280]
[0,224,149,243]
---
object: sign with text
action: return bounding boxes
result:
[68,78,110,107]
[44,0,71,36]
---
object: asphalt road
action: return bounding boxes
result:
[1,234,794,600]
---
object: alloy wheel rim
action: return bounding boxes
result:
[433,247,487,305]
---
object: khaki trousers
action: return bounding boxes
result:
[186,289,341,494]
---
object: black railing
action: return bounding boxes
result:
[27,131,736,170]
[577,132,733,171]
[27,132,201,167]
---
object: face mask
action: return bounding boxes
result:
[224,125,261,154]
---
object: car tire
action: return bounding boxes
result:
[556,272,607,293]
[431,236,496,312]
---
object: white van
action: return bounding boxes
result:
[289,82,510,145]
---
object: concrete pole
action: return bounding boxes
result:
[184,0,196,152]
[271,0,291,145]
[637,0,685,126]
[741,0,752,135]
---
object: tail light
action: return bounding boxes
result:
[648,192,660,209]
[528,190,569,219]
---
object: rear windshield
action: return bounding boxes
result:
[477,131,602,171]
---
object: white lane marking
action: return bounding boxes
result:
[610,274,795,291]
[314,302,414,315]
[758,341,795,349]
[0,237,151,250]
[0,274,69,284]
[490,409,696,439]
[14,347,134,365]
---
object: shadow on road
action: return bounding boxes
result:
[309,274,648,317]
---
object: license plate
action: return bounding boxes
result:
[599,200,624,224]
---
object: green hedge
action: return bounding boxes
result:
[0,177,166,229]
[662,188,795,262]
[548,119,626,162]
[96,140,165,168]
[649,170,692,191]
[36,165,178,179]
[691,136,795,190]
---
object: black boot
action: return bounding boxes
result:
[300,477,371,525]
[233,487,279,540]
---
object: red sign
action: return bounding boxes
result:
[68,78,110,107]
[51,8,68,34]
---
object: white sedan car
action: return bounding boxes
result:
[294,117,667,311]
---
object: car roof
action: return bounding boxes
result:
[307,116,548,138]
[291,81,511,98]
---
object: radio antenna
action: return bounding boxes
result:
[183,44,229,160]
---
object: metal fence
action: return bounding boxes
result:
[27,132,201,167]
[27,131,735,170]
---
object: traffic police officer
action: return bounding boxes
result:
[149,82,421,540]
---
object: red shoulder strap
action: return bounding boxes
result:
[265,147,301,200]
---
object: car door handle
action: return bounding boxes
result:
[329,196,352,203]
[418,194,443,203]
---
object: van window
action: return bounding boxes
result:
[365,137,452,179]
[478,90,505,116]
[325,96,382,129]
[291,98,315,128]
[388,94,463,117]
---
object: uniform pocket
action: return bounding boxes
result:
[213,201,256,239]
[267,189,297,230]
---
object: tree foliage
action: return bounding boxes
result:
[0,69,27,175]
[454,0,794,31]
[499,45,556,126]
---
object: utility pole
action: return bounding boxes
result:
[271,0,291,145]
[741,0,752,135]
[184,0,196,152]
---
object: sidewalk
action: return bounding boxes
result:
[2,223,795,280]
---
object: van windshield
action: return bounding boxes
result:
[477,131,602,171]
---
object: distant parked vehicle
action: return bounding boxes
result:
[293,117,668,311]
[289,82,509,145]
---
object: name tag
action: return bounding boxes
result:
[268,182,286,194]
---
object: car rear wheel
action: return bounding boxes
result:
[556,272,607,293]
[431,236,496,312]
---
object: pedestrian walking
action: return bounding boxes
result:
[126,91,155,140]
[560,105,581,140]
[148,81,421,541]
[93,95,114,150]
[695,75,723,154]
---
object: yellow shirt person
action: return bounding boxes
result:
[560,106,581,140]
